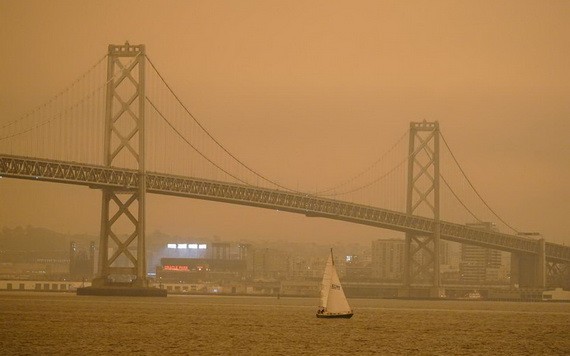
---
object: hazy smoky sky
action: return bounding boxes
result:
[0,1,569,245]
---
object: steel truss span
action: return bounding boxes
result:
[1,154,569,263]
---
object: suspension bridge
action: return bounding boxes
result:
[1,43,568,296]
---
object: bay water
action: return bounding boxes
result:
[1,292,568,355]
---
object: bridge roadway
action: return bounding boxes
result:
[1,154,569,263]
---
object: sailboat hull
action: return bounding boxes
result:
[316,312,353,319]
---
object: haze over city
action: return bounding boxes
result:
[2,2,570,355]
[1,0,569,246]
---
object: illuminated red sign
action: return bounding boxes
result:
[163,265,189,271]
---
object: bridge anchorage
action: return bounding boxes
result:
[1,42,569,296]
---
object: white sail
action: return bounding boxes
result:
[319,254,334,308]
[318,249,352,316]
[325,257,351,314]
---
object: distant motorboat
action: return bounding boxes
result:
[316,249,353,319]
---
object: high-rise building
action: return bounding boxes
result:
[371,239,404,281]
[371,238,455,282]
[460,222,503,284]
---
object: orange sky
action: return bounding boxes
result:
[0,0,569,245]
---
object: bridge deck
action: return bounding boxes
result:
[1,154,569,263]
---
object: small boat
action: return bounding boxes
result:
[461,290,482,300]
[316,249,353,319]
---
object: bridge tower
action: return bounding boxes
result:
[400,121,443,298]
[82,42,163,295]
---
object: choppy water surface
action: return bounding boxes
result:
[1,293,569,355]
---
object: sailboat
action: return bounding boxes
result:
[316,249,353,319]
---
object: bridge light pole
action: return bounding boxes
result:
[400,120,443,298]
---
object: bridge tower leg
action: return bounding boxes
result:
[511,238,546,289]
[400,121,443,298]
[79,42,164,296]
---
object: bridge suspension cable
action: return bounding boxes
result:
[144,53,413,209]
[439,131,519,234]
[145,54,297,192]
[0,54,107,131]
[440,173,483,223]
[317,152,408,198]
[0,53,148,167]
[315,129,409,196]
[1,47,522,234]
[145,96,251,185]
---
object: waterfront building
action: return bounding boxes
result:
[249,248,289,279]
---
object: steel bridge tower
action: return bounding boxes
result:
[400,121,444,298]
[83,42,163,295]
